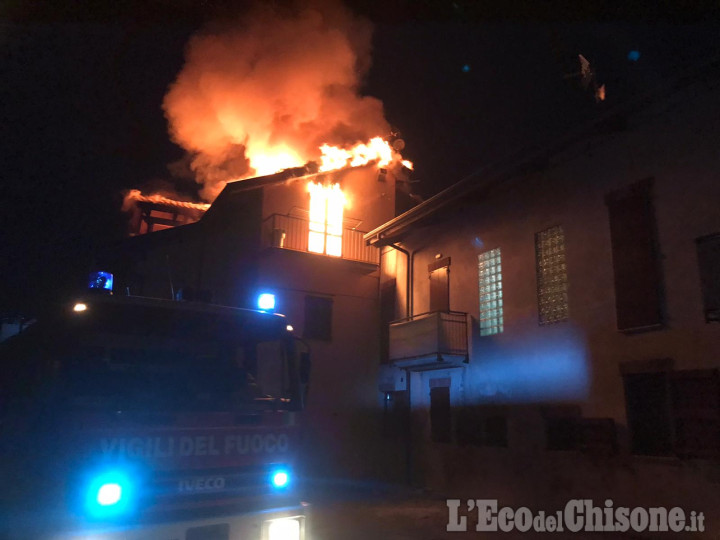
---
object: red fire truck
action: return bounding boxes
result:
[0,290,311,540]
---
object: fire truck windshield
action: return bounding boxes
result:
[2,298,303,415]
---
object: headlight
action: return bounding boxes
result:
[266,517,301,540]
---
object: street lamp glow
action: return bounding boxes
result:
[73,302,88,312]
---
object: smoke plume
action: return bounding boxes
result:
[163,1,390,201]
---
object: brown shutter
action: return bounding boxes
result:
[429,257,450,313]
[605,179,663,331]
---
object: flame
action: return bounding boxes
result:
[249,146,304,177]
[307,182,345,257]
[316,137,411,173]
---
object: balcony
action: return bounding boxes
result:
[262,214,379,265]
[388,311,469,371]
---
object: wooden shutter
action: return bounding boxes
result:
[428,257,450,313]
[605,179,663,331]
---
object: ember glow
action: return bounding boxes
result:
[308,182,345,257]
[124,189,211,211]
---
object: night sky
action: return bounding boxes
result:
[2,1,719,314]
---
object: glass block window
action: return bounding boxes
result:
[478,248,503,336]
[535,226,569,325]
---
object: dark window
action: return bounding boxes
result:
[303,296,332,341]
[484,416,508,447]
[546,417,577,451]
[671,370,720,458]
[576,418,618,456]
[456,407,508,448]
[623,371,673,456]
[430,386,451,443]
[605,179,663,331]
[623,368,720,458]
[696,234,720,322]
[429,258,450,312]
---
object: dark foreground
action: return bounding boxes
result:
[304,483,709,540]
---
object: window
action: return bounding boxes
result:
[535,226,569,324]
[303,295,333,341]
[624,371,673,456]
[696,233,720,322]
[478,248,503,336]
[605,179,663,331]
[456,407,508,448]
[622,367,720,458]
[308,182,345,257]
[671,370,720,458]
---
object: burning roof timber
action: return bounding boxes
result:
[124,158,413,236]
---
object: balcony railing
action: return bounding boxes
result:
[388,310,468,369]
[262,214,379,265]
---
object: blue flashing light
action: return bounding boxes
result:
[627,50,641,61]
[271,469,290,489]
[88,271,113,292]
[97,483,122,506]
[84,470,133,518]
[257,293,276,311]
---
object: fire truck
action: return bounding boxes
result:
[0,278,311,540]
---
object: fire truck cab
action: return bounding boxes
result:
[0,292,310,540]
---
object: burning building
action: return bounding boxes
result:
[103,157,414,479]
[101,1,425,480]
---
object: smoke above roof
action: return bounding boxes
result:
[163,0,390,201]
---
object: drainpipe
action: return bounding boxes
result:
[388,242,414,485]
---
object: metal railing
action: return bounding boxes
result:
[262,214,379,265]
[388,310,468,362]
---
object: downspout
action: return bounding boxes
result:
[388,242,413,484]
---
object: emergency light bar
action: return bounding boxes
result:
[88,271,113,293]
[257,293,276,311]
